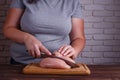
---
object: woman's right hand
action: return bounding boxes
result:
[23,33,51,58]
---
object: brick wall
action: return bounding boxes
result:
[0,0,120,64]
[0,0,11,64]
[75,0,120,65]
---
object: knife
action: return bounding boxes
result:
[40,53,79,68]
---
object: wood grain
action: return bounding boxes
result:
[0,64,120,80]
[23,63,91,75]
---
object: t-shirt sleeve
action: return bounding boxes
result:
[71,0,83,19]
[10,0,25,9]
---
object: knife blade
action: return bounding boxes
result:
[40,54,79,68]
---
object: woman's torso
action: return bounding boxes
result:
[10,0,80,64]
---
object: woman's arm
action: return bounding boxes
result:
[69,18,86,58]
[58,18,86,59]
[3,8,26,43]
[3,8,51,57]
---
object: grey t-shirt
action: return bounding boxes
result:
[10,0,83,64]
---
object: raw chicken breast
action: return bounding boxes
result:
[39,51,75,69]
[39,58,71,69]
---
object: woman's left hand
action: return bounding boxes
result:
[58,45,77,59]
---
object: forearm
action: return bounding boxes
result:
[70,38,86,56]
[3,27,31,43]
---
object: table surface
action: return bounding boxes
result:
[0,64,120,80]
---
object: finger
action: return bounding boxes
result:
[30,50,35,58]
[63,49,72,56]
[53,51,62,57]
[62,46,73,56]
[40,46,51,55]
[34,45,41,58]
[66,52,74,58]
[28,50,31,56]
[61,45,71,55]
[58,45,64,53]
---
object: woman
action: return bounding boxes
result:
[3,0,85,64]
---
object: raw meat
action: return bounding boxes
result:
[39,57,71,69]
[39,51,75,69]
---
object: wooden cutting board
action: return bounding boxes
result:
[23,63,91,75]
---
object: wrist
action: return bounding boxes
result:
[23,33,31,43]
[71,46,80,57]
